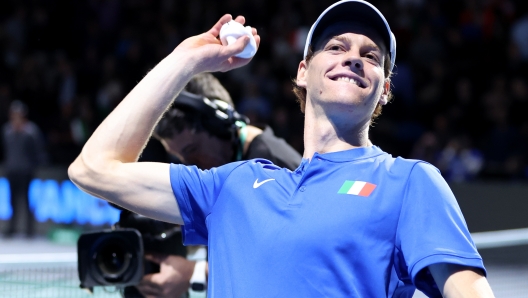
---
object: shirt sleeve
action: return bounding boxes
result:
[395,162,486,297]
[169,162,244,245]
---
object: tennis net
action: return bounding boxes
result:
[0,250,121,297]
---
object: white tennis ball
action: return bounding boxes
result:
[219,21,257,59]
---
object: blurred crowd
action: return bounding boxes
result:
[0,0,527,182]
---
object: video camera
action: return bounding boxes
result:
[77,209,186,295]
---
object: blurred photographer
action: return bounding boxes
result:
[2,100,47,238]
[135,73,301,298]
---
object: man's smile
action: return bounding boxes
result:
[328,73,366,88]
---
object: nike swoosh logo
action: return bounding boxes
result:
[253,178,275,189]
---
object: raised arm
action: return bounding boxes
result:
[429,263,495,297]
[68,15,259,224]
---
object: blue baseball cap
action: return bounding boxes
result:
[303,0,396,72]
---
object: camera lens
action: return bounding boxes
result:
[80,229,143,287]
[94,240,133,281]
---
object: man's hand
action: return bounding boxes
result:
[173,14,261,74]
[136,254,195,298]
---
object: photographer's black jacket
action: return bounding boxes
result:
[244,126,301,171]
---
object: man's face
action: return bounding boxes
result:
[9,110,26,129]
[296,23,389,124]
[160,129,233,169]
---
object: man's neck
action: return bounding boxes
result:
[302,106,371,160]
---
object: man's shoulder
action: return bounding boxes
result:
[170,159,284,176]
[385,155,438,173]
[224,159,293,182]
[371,153,441,183]
[24,122,42,135]
[399,158,440,176]
[239,158,286,171]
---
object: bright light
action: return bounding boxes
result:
[0,177,120,225]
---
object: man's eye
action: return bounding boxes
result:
[365,53,380,63]
[327,45,342,51]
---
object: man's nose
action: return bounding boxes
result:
[343,53,363,71]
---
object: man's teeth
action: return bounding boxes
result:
[336,77,359,85]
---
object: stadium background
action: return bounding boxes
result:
[0,0,527,297]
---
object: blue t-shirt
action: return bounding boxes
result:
[170,146,485,297]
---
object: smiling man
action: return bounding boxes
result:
[69,0,494,297]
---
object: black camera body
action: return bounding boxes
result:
[77,210,186,292]
[78,228,144,288]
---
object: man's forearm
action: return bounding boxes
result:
[80,52,196,167]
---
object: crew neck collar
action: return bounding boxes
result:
[307,146,385,163]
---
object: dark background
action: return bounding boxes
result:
[0,0,528,182]
[0,4,527,296]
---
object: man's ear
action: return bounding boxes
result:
[379,80,390,105]
[296,60,308,88]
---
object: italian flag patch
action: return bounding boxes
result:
[338,180,377,197]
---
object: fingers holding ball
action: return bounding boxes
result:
[219,20,257,59]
